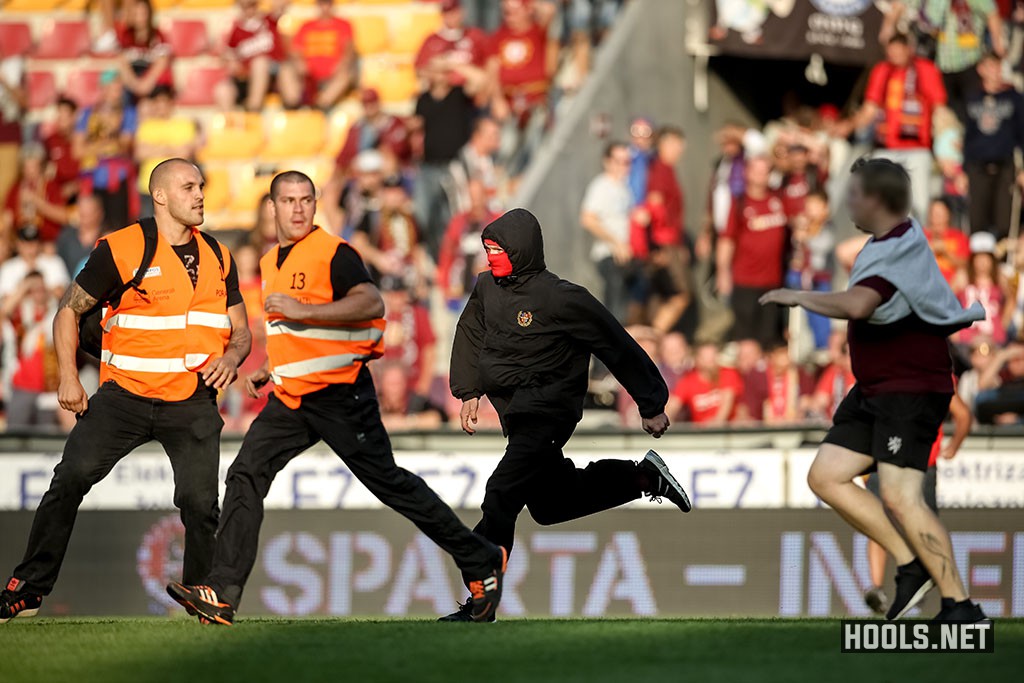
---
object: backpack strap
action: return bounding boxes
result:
[197,230,226,277]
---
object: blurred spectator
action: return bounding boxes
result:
[963,51,1024,238]
[615,324,660,428]
[463,0,504,32]
[928,0,1006,118]
[350,174,431,293]
[786,189,835,350]
[3,143,68,244]
[55,195,104,278]
[134,86,199,217]
[0,48,25,211]
[488,0,557,174]
[956,231,1007,344]
[381,282,438,400]
[844,33,947,220]
[93,0,131,54]
[437,179,499,303]
[561,0,623,89]
[958,334,996,409]
[118,0,173,103]
[657,331,692,392]
[411,63,485,259]
[0,271,61,430]
[377,361,446,431]
[581,141,633,322]
[932,105,968,223]
[665,342,743,425]
[778,144,823,218]
[449,116,502,212]
[717,156,788,347]
[416,0,490,88]
[645,126,686,246]
[43,98,82,203]
[251,193,278,254]
[0,226,70,302]
[626,116,655,207]
[699,122,762,259]
[73,70,138,232]
[334,149,384,239]
[285,0,356,110]
[975,340,1024,423]
[743,342,813,424]
[222,242,267,432]
[218,0,297,112]
[334,89,412,176]
[810,330,855,420]
[924,197,970,284]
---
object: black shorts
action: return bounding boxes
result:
[823,385,951,472]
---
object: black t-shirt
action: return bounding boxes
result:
[415,86,476,163]
[276,238,373,300]
[76,237,242,306]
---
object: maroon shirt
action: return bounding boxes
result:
[646,158,684,245]
[724,192,789,288]
[849,221,954,396]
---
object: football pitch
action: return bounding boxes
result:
[3,618,1021,683]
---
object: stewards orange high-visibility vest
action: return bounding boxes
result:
[100,224,233,401]
[261,227,385,408]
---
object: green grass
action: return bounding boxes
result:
[3,618,1021,683]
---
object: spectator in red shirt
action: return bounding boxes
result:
[645,126,686,245]
[924,198,970,285]
[416,0,489,88]
[217,0,298,112]
[811,330,855,421]
[665,342,743,424]
[742,342,813,424]
[43,98,81,202]
[334,89,412,174]
[844,33,947,220]
[716,155,789,346]
[488,0,557,173]
[285,0,356,109]
[380,282,438,400]
[2,143,68,244]
[779,143,822,218]
[117,0,173,103]
[437,179,499,304]
[658,331,692,393]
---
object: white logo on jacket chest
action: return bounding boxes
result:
[131,266,162,279]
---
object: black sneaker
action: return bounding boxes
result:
[437,597,489,622]
[864,586,888,615]
[933,598,988,623]
[166,582,235,625]
[640,450,692,513]
[464,546,507,623]
[0,578,43,624]
[886,558,934,620]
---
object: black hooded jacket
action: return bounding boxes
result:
[449,208,668,428]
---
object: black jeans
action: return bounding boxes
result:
[471,415,642,569]
[207,369,496,607]
[966,159,1015,238]
[13,380,222,595]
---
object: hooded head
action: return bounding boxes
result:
[480,208,546,280]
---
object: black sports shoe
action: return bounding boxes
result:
[0,578,42,624]
[886,558,934,620]
[933,598,988,622]
[640,450,692,513]
[166,582,235,625]
[864,586,889,615]
[437,597,490,622]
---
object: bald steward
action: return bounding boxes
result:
[149,158,202,196]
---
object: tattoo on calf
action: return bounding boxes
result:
[919,531,953,580]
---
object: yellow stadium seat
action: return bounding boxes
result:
[199,112,264,162]
[325,108,353,158]
[5,0,64,11]
[228,172,274,214]
[363,60,417,104]
[150,0,180,9]
[350,15,389,55]
[389,10,442,54]
[60,0,91,10]
[177,0,235,8]
[359,0,415,4]
[262,110,327,160]
[202,166,232,214]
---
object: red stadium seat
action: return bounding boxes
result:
[65,70,103,107]
[0,22,33,59]
[176,66,228,106]
[168,20,209,58]
[26,71,57,109]
[35,21,92,60]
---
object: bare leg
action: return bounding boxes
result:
[868,539,887,587]
[877,463,968,600]
[277,61,304,109]
[245,57,272,112]
[214,78,238,112]
[315,69,353,110]
[807,444,915,564]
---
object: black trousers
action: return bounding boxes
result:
[14,381,222,595]
[471,415,642,573]
[207,370,495,607]
[966,160,1016,239]
[731,285,782,347]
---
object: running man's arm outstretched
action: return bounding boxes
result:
[759,285,883,321]
[450,285,487,434]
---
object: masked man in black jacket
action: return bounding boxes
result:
[442,208,691,622]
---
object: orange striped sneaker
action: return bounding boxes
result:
[466,546,508,623]
[0,578,42,624]
[165,582,234,625]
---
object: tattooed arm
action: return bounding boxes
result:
[200,302,252,390]
[54,283,98,414]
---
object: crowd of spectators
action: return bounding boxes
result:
[0,0,625,432]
